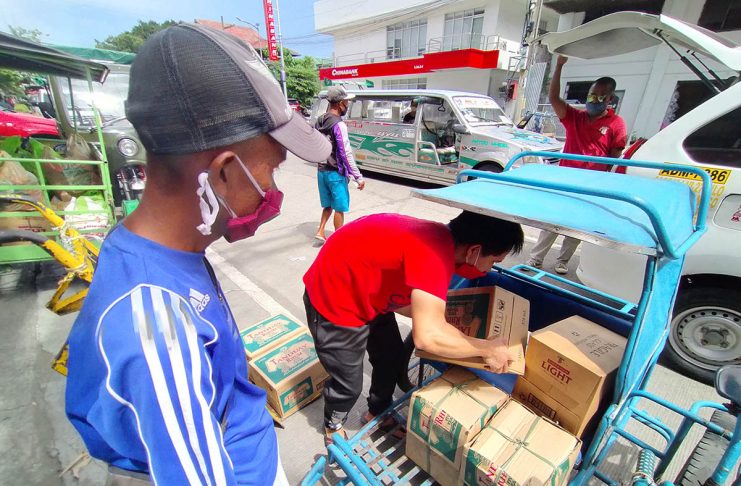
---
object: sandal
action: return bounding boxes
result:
[361,412,406,440]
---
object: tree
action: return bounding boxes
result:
[0,26,45,96]
[265,52,321,109]
[96,20,178,53]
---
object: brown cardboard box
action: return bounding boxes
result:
[416,286,530,374]
[248,329,328,421]
[406,367,509,486]
[462,400,580,486]
[239,314,304,360]
[0,216,51,246]
[515,315,627,436]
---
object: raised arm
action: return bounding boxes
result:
[549,55,569,120]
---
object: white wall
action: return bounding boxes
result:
[314,0,438,32]
[555,0,741,138]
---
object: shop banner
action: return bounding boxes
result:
[263,0,279,61]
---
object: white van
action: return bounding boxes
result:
[310,89,563,184]
[538,12,741,384]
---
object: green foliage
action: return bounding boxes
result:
[264,51,320,108]
[8,26,43,42]
[0,26,46,96]
[96,20,179,53]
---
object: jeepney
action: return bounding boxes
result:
[310,89,563,185]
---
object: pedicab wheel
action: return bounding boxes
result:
[676,409,736,486]
[665,288,741,386]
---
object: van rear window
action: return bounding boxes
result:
[683,106,741,169]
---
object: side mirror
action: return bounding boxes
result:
[452,123,470,135]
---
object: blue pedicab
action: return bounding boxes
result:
[302,152,740,486]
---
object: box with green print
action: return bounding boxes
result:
[405,367,509,486]
[248,331,329,419]
[239,314,304,360]
[462,400,580,486]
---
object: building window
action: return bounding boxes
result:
[387,20,427,60]
[698,0,741,32]
[381,77,428,89]
[443,8,485,51]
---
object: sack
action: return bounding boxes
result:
[44,133,101,196]
[0,154,43,210]
[63,194,110,239]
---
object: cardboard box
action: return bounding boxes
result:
[515,315,627,436]
[416,286,530,374]
[248,330,328,420]
[462,400,580,486]
[239,314,304,360]
[406,367,509,486]
[0,216,50,246]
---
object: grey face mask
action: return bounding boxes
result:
[586,101,608,117]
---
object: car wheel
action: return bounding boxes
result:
[664,287,741,385]
[462,162,503,181]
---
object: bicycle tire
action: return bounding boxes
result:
[676,409,736,486]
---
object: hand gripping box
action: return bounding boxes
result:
[462,400,580,486]
[406,367,509,486]
[248,331,328,420]
[513,315,627,436]
[416,286,530,374]
[239,314,304,360]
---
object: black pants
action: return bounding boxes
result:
[303,290,406,429]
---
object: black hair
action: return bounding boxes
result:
[594,76,617,93]
[448,211,524,256]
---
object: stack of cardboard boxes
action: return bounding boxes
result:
[406,287,628,486]
[239,314,328,423]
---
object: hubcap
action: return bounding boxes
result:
[670,305,741,371]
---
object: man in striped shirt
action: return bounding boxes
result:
[64,24,330,485]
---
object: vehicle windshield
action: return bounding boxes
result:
[453,96,511,126]
[61,71,129,127]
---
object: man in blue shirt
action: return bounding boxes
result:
[64,24,330,485]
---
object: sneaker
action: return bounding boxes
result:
[324,426,347,447]
[554,262,569,275]
[527,259,542,269]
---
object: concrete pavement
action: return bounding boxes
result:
[0,153,731,485]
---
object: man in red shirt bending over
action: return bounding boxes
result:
[303,211,524,443]
[528,55,628,275]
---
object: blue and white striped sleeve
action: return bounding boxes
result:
[96,285,237,485]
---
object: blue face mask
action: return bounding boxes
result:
[586,101,608,117]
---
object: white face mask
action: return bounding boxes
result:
[196,172,220,236]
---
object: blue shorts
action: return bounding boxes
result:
[317,170,350,212]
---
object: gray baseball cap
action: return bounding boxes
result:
[326,86,355,103]
[125,23,330,162]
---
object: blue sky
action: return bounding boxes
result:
[0,0,334,59]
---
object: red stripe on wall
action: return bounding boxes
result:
[319,49,500,80]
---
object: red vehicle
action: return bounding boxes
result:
[0,107,60,138]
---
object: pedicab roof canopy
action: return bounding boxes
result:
[413,162,703,259]
[0,31,109,82]
[535,11,741,71]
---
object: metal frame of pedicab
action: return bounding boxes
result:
[302,151,740,486]
[0,32,114,265]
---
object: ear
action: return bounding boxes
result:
[206,150,238,194]
[467,244,482,260]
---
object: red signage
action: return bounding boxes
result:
[319,49,500,80]
[263,0,279,61]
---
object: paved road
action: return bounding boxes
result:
[0,153,728,485]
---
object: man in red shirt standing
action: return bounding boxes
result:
[528,55,627,274]
[303,211,524,444]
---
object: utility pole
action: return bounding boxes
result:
[274,0,288,102]
[235,17,264,60]
[514,0,544,122]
